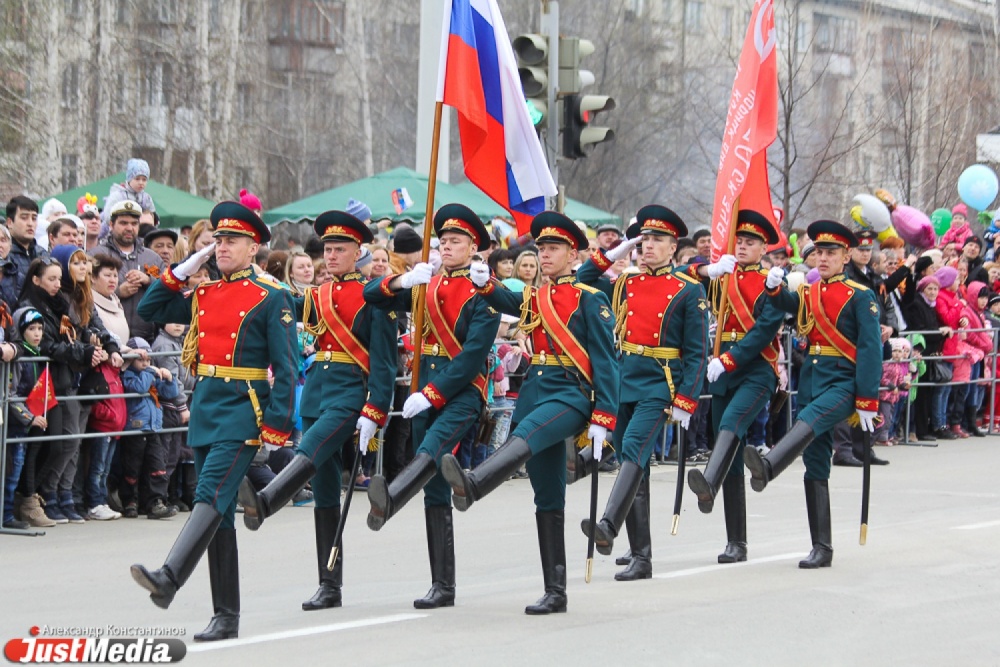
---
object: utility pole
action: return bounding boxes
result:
[541,0,560,207]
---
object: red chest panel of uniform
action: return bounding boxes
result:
[530,282,583,354]
[425,274,477,346]
[196,279,269,365]
[806,281,855,346]
[314,280,366,353]
[622,273,685,346]
[723,269,766,333]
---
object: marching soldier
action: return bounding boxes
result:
[237,211,397,610]
[131,202,299,640]
[744,220,882,568]
[363,203,499,609]
[440,211,619,613]
[574,205,710,580]
[686,210,785,564]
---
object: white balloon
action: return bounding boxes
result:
[853,194,892,233]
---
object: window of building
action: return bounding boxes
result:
[116,0,128,23]
[625,0,644,21]
[721,6,733,41]
[61,63,79,109]
[158,0,178,24]
[270,0,345,45]
[115,72,127,109]
[814,13,856,55]
[796,20,810,53]
[685,1,704,34]
[64,0,83,18]
[140,62,173,107]
[235,166,253,189]
[61,154,79,191]
[236,83,252,120]
[240,0,254,33]
[209,82,223,121]
[209,0,222,35]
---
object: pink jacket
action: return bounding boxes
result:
[940,221,972,248]
[880,361,910,403]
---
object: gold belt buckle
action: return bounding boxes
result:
[636,344,646,355]
[539,350,547,364]
[729,331,738,341]
[431,343,440,356]
[812,344,821,355]
[205,364,216,377]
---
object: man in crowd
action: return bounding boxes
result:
[692,228,712,261]
[596,223,622,251]
[89,200,165,343]
[4,196,47,305]
[144,228,178,266]
[47,216,80,249]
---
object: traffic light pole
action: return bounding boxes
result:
[541,0,560,211]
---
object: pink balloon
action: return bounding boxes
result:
[891,205,936,249]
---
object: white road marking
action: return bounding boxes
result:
[952,519,1000,530]
[186,613,426,652]
[652,553,801,579]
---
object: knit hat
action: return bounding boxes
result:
[13,307,43,335]
[964,235,983,250]
[392,225,422,254]
[879,236,905,251]
[989,294,1000,309]
[914,256,934,277]
[806,267,820,284]
[346,198,372,223]
[952,203,969,219]
[356,246,373,269]
[126,336,151,351]
[921,248,943,264]
[917,275,940,293]
[126,158,150,182]
[800,240,816,260]
[40,198,67,221]
[239,188,262,212]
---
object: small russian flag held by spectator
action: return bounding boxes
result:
[392,187,414,214]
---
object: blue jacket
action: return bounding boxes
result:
[122,366,180,432]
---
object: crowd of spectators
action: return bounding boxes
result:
[3,174,999,531]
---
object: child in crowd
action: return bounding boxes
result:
[119,337,179,519]
[880,338,913,446]
[151,323,195,511]
[4,309,53,529]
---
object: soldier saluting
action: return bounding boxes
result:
[744,220,882,568]
[441,211,619,613]
[363,204,499,610]
[131,202,299,640]
[574,205,710,581]
[686,210,785,565]
[237,210,397,611]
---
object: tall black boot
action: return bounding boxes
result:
[566,440,591,485]
[525,511,567,614]
[966,405,985,437]
[615,474,652,581]
[367,453,437,531]
[413,506,456,609]
[303,507,342,610]
[799,479,833,569]
[744,420,814,492]
[717,475,747,563]
[130,503,223,609]
[688,430,740,513]
[193,528,239,641]
[238,454,316,531]
[580,461,643,556]
[441,437,532,511]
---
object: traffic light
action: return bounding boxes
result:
[559,37,615,159]
[513,33,549,128]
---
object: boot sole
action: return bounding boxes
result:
[129,565,172,609]
[366,477,389,531]
[743,449,768,492]
[413,598,455,609]
[237,479,263,531]
[686,469,715,513]
[580,519,614,556]
[614,569,652,581]
[798,561,832,569]
[440,455,473,512]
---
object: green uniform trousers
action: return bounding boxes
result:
[412,387,483,508]
[297,410,357,509]
[711,373,775,477]
[614,398,671,477]
[512,402,588,512]
[193,441,258,530]
[797,380,857,481]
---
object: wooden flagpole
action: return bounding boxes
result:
[42,362,50,420]
[712,199,741,358]
[409,101,445,393]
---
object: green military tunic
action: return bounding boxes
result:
[138,265,300,529]
[478,275,619,510]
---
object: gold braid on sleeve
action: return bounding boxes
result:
[708,278,723,317]
[518,287,541,333]
[180,291,200,371]
[612,277,629,341]
[302,287,325,337]
[796,284,815,337]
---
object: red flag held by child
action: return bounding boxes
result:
[25,366,57,416]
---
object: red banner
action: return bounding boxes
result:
[26,367,57,416]
[710,0,779,261]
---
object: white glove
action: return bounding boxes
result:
[470,262,490,287]
[706,357,726,383]
[400,262,434,289]
[356,416,378,453]
[605,236,641,263]
[765,266,784,290]
[706,254,737,279]
[588,423,608,461]
[402,392,432,419]
[672,406,692,430]
[857,409,878,433]
[172,242,216,281]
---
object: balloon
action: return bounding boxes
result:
[850,206,866,228]
[891,205,936,249]
[876,227,899,243]
[874,189,897,211]
[852,194,892,232]
[806,268,820,284]
[957,164,999,211]
[930,208,952,237]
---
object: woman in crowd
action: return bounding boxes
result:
[933,266,965,439]
[956,281,993,437]
[487,248,516,281]
[266,251,289,284]
[312,257,330,285]
[91,254,129,346]
[903,274,945,441]
[187,219,220,280]
[369,245,392,278]
[283,250,315,297]
[513,249,541,287]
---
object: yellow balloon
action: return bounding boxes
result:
[877,227,898,243]
[851,205,869,228]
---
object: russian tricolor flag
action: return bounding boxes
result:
[436,0,557,235]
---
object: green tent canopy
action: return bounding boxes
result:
[50,173,215,229]
[262,166,620,228]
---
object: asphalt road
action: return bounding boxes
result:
[3,439,1000,666]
